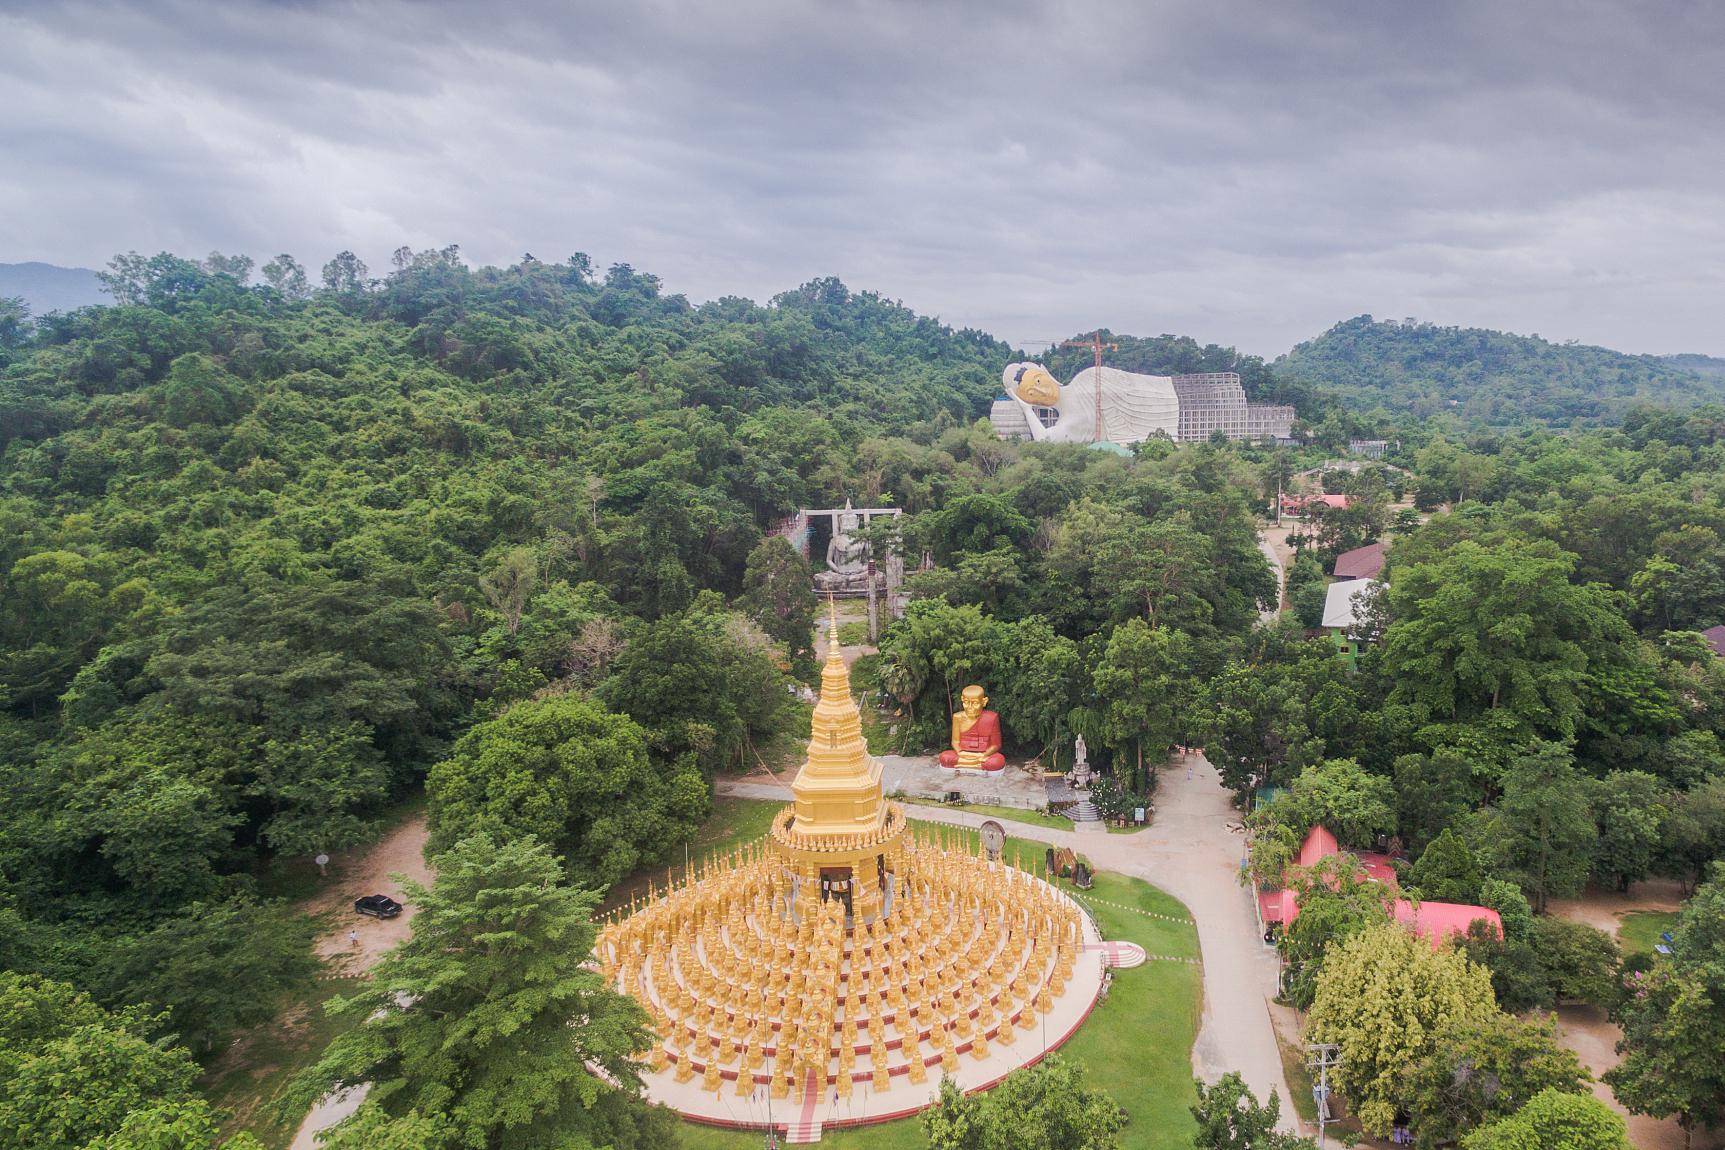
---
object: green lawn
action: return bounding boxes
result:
[1618,910,1681,957]
[674,834,1203,1150]
[1274,1032,1318,1124]
[1059,878,1202,1150]
[898,794,1075,832]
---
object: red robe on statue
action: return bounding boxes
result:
[939,710,1005,771]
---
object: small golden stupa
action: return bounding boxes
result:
[595,608,1087,1116]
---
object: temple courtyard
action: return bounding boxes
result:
[711,751,1290,1146]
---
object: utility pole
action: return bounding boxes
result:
[1307,1042,1341,1146]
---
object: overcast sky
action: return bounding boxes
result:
[3,0,1722,356]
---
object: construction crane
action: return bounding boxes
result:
[1060,330,1119,443]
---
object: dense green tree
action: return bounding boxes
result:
[1401,1013,1589,1148]
[740,536,818,677]
[922,1056,1125,1150]
[478,546,537,637]
[1262,757,1395,851]
[1497,742,1596,913]
[1461,919,1552,1013]
[297,834,673,1150]
[0,973,211,1150]
[94,897,319,1054]
[1308,922,1498,1135]
[1190,1071,1318,1150]
[1289,579,1327,630]
[1461,1088,1631,1150]
[1093,617,1192,789]
[1590,771,1669,892]
[1202,634,1370,798]
[1392,750,1476,854]
[1381,539,1637,770]
[599,601,792,773]
[1606,864,1725,1145]
[1663,776,1725,890]
[311,1104,453,1150]
[426,695,706,886]
[80,1100,267,1150]
[1406,827,1484,902]
[1277,855,1391,1009]
[1528,918,1620,1008]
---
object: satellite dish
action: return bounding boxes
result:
[979,820,1005,860]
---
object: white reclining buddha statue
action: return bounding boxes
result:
[997,361,1179,445]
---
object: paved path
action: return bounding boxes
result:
[719,749,1298,1130]
[1257,522,1290,619]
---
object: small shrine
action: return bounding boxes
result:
[594,610,1108,1138]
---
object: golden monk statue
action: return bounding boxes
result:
[938,685,1005,771]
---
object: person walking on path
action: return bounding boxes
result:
[349,928,359,949]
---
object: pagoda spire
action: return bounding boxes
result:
[788,596,886,836]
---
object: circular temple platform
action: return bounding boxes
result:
[597,832,1106,1138]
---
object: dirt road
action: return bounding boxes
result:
[304,813,433,976]
[1546,883,1703,1149]
[1258,521,1295,616]
[288,814,432,1149]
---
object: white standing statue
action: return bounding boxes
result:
[1071,734,1091,789]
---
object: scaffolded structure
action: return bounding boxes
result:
[993,363,1295,445]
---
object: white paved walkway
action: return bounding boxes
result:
[718,749,1298,1130]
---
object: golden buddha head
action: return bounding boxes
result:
[960,685,988,718]
[1004,362,1061,407]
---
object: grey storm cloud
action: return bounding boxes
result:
[2,0,1723,355]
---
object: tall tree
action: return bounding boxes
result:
[1497,742,1595,913]
[426,695,706,886]
[740,535,818,677]
[1308,922,1499,1135]
[295,834,675,1150]
[1093,617,1191,790]
[1606,864,1725,1148]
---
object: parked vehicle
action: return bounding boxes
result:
[354,894,403,919]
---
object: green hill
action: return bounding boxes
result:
[1274,314,1721,426]
[1666,352,1725,381]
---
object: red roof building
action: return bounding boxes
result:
[1392,899,1503,947]
[1703,624,1725,658]
[1333,541,1386,580]
[1280,492,1352,515]
[1257,826,1501,948]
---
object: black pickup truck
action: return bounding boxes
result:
[353,894,403,919]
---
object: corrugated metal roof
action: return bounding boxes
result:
[1321,578,1382,631]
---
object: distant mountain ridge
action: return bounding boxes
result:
[1666,352,1725,380]
[1274,314,1725,426]
[0,262,107,315]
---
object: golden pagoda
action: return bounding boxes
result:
[593,605,1096,1128]
[771,608,905,921]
